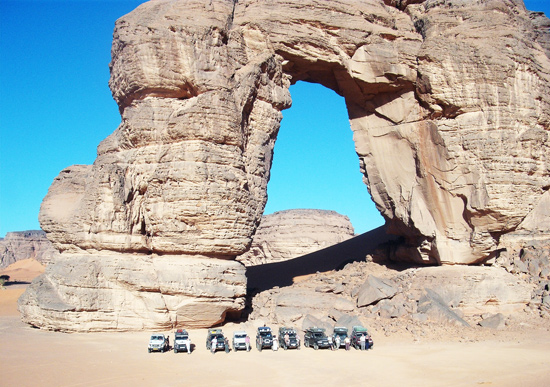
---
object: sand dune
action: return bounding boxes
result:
[0,258,45,283]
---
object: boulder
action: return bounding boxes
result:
[478,313,506,330]
[357,275,398,307]
[417,289,470,327]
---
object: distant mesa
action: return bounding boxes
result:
[237,209,355,267]
[1,230,56,269]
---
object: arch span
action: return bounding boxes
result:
[20,0,550,331]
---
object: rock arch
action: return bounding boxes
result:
[19,0,550,331]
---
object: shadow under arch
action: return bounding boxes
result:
[245,225,397,292]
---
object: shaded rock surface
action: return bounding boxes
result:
[0,231,56,268]
[237,209,354,266]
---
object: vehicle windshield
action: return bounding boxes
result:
[235,334,246,339]
[151,335,163,340]
[313,333,325,339]
[175,335,188,340]
[260,332,272,338]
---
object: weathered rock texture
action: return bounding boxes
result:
[21,254,245,331]
[20,0,550,331]
[0,231,56,268]
[237,209,354,266]
[250,260,535,330]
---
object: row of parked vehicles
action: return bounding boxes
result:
[148,326,373,353]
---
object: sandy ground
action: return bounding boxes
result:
[1,262,550,386]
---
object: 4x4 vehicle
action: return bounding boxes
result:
[303,327,330,350]
[233,331,250,351]
[206,329,228,353]
[350,326,373,350]
[173,329,191,353]
[332,327,348,350]
[256,326,273,351]
[148,333,169,353]
[278,327,300,350]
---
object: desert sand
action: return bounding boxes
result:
[1,261,550,386]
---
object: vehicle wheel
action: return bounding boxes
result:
[314,343,318,350]
[174,349,177,353]
[148,348,151,353]
[304,341,309,348]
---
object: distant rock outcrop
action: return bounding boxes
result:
[0,231,56,269]
[237,209,354,266]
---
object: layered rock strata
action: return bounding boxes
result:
[21,254,245,331]
[237,209,355,266]
[0,231,56,268]
[19,0,550,330]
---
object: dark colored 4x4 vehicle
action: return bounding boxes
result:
[256,326,273,351]
[303,327,330,350]
[206,329,228,353]
[278,327,300,350]
[350,326,373,350]
[332,327,348,349]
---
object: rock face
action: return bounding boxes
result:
[0,231,56,268]
[20,0,550,331]
[20,254,245,331]
[236,209,354,266]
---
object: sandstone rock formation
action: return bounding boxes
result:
[21,254,245,331]
[19,0,550,331]
[0,231,56,269]
[237,209,354,266]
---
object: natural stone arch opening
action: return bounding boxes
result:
[264,81,384,234]
[19,0,550,331]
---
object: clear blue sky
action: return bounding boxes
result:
[0,0,548,238]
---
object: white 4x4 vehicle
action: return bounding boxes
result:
[148,334,169,353]
[232,331,249,351]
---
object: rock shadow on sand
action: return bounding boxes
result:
[245,226,398,293]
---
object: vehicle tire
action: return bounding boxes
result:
[148,348,151,353]
[314,343,318,350]
[174,349,177,353]
[304,341,309,348]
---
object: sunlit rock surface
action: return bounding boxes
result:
[20,0,550,331]
[237,209,355,266]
